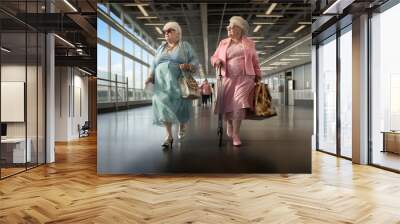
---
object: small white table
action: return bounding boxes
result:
[1,138,31,163]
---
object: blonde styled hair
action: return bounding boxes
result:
[163,21,182,41]
[229,16,249,36]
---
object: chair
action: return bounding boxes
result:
[78,121,90,138]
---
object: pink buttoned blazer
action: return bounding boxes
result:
[210,36,261,77]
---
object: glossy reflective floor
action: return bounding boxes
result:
[98,104,313,174]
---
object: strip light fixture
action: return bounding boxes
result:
[248,36,264,39]
[278,36,296,39]
[278,40,285,44]
[137,16,158,19]
[293,52,310,55]
[253,25,262,33]
[253,22,275,25]
[260,35,311,66]
[155,27,163,35]
[78,68,92,76]
[54,34,75,48]
[264,45,275,48]
[298,22,312,25]
[124,3,150,7]
[63,0,78,12]
[290,54,309,57]
[1,47,11,53]
[280,58,300,61]
[266,3,277,15]
[323,0,344,15]
[145,23,164,26]
[256,15,283,18]
[294,25,306,33]
[137,5,149,17]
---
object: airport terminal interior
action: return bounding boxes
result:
[96,2,313,173]
[1,0,400,222]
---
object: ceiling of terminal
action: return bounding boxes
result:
[117,0,312,76]
[0,0,97,74]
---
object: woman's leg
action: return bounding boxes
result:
[226,119,233,137]
[178,122,186,139]
[164,122,173,139]
[232,119,242,146]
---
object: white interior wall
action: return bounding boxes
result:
[1,65,30,138]
[55,67,89,141]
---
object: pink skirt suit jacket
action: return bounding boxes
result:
[210,36,262,118]
[210,37,261,78]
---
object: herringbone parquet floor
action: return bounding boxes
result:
[1,135,400,224]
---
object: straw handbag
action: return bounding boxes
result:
[179,44,200,100]
[246,82,277,120]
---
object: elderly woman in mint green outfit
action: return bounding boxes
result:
[145,21,199,149]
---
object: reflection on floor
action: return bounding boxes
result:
[0,167,25,178]
[373,151,400,171]
[98,104,313,173]
[1,134,400,223]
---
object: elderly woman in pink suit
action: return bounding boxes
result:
[211,16,261,146]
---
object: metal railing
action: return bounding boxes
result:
[97,74,152,104]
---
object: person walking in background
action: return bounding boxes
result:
[209,82,215,104]
[200,79,212,107]
[211,16,261,146]
[145,21,199,149]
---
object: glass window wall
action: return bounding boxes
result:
[97,3,154,106]
[371,3,400,171]
[339,26,352,158]
[317,35,337,154]
[0,1,46,179]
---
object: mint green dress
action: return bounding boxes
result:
[150,41,199,126]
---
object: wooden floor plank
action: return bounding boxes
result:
[0,135,400,223]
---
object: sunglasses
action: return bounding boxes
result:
[162,29,176,34]
[226,26,236,31]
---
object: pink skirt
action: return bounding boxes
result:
[215,75,255,120]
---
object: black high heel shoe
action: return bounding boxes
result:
[161,138,173,149]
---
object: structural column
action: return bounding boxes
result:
[352,14,369,164]
[46,32,55,163]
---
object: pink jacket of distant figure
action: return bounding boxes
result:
[210,36,261,77]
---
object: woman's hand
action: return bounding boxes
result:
[179,64,193,72]
[214,59,223,68]
[145,76,154,85]
[254,75,261,83]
